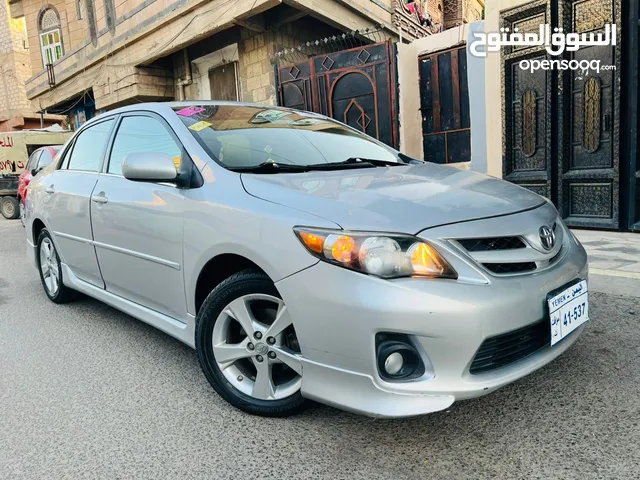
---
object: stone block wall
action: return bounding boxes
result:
[238,17,338,105]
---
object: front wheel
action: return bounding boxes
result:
[0,196,19,219]
[196,270,307,417]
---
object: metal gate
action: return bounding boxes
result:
[418,45,471,164]
[276,41,398,149]
[501,0,623,230]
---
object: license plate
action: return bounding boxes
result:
[548,280,589,346]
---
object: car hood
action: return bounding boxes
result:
[241,163,546,233]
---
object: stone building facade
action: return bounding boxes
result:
[10,0,401,125]
[0,0,63,131]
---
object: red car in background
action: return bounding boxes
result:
[17,145,62,223]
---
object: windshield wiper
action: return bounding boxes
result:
[306,157,405,169]
[229,162,309,174]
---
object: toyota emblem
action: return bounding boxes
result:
[539,225,555,250]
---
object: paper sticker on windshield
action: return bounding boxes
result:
[189,121,212,132]
[176,106,206,117]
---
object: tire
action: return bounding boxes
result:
[36,229,77,304]
[0,196,19,219]
[18,199,25,227]
[196,270,307,417]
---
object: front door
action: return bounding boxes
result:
[209,63,238,101]
[501,0,622,229]
[557,0,621,229]
[90,114,187,320]
[42,118,115,288]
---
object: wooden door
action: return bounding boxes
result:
[209,63,238,101]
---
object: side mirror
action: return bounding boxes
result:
[31,168,40,177]
[122,152,178,183]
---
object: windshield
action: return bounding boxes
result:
[173,105,407,171]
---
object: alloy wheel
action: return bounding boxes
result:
[39,237,60,296]
[212,293,302,401]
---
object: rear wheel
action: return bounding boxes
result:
[37,229,77,304]
[196,270,307,417]
[0,196,19,219]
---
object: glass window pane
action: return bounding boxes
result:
[53,30,59,43]
[38,149,54,169]
[27,151,42,171]
[41,35,48,46]
[173,105,400,169]
[108,116,181,176]
[67,120,114,172]
[55,46,62,59]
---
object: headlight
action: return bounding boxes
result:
[294,227,457,279]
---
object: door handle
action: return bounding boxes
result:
[91,194,108,204]
[44,185,55,194]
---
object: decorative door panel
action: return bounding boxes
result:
[501,1,553,199]
[276,42,398,148]
[419,46,471,164]
[277,61,313,111]
[558,0,622,228]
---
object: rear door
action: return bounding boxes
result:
[42,118,115,288]
[90,113,187,320]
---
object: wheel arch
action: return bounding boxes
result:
[194,253,270,314]
[32,217,47,244]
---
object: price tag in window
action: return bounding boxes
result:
[189,121,212,132]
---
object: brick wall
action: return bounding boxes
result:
[238,17,337,105]
[426,0,444,25]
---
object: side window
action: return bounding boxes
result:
[108,116,182,176]
[37,149,53,169]
[66,119,114,172]
[26,150,42,171]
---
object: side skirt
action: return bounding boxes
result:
[61,263,196,349]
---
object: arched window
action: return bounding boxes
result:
[38,6,64,66]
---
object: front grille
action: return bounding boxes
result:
[458,237,526,252]
[483,262,537,274]
[470,321,550,374]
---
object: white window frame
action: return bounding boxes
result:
[39,29,63,66]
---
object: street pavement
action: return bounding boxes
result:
[1,217,639,480]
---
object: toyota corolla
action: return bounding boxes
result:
[24,102,589,417]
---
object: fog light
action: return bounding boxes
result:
[376,333,426,381]
[384,352,404,375]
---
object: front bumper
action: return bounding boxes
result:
[276,228,588,418]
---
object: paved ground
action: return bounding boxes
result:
[1,217,639,480]
[574,229,640,276]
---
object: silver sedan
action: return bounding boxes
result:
[24,102,589,417]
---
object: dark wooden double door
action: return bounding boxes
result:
[276,42,398,148]
[501,0,638,230]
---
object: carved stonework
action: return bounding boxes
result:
[40,9,60,30]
